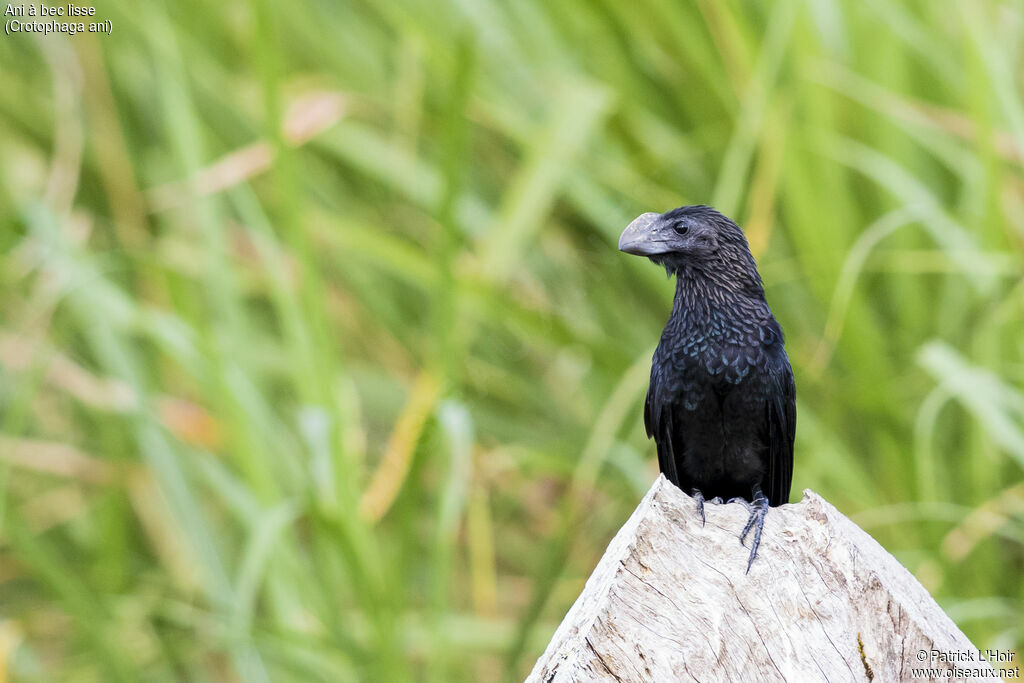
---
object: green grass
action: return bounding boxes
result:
[1,0,1022,679]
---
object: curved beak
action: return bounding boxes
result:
[618,212,664,256]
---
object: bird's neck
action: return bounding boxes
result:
[670,268,765,320]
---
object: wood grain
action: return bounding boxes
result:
[528,476,993,682]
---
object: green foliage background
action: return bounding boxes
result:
[1,0,1022,680]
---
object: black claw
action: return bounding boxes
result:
[691,489,706,527]
[738,486,770,573]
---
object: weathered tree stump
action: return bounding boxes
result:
[529,475,995,682]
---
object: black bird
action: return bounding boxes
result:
[619,205,795,572]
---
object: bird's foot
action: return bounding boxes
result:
[691,490,726,527]
[730,487,769,573]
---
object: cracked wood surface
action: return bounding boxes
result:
[527,476,992,682]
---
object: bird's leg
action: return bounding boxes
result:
[732,485,770,573]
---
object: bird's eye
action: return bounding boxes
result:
[673,223,689,236]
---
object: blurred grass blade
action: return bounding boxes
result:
[812,206,918,372]
[823,135,998,293]
[232,502,302,635]
[467,463,498,617]
[918,341,1024,467]
[4,513,136,682]
[436,400,474,544]
[712,0,797,215]
[941,482,1024,561]
[430,399,474,681]
[480,78,612,282]
[360,371,441,522]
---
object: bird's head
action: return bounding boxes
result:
[619,205,763,293]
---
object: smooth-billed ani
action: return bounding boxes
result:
[619,205,795,572]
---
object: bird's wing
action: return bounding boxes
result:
[645,372,684,489]
[643,381,655,440]
[764,354,796,506]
